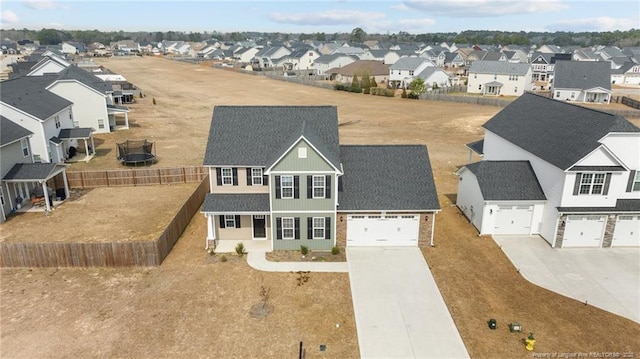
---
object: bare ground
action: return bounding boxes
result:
[1,57,639,358]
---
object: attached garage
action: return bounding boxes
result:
[612,215,640,247]
[494,205,534,235]
[562,215,606,248]
[347,215,420,246]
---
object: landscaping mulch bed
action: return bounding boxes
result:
[265,249,346,262]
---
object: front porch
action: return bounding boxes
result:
[583,88,611,104]
[213,239,271,253]
[482,81,503,96]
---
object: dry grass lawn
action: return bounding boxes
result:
[2,57,639,358]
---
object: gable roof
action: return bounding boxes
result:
[464,161,546,201]
[553,61,611,90]
[3,162,67,181]
[0,76,72,120]
[483,93,640,170]
[469,61,530,76]
[1,116,32,147]
[314,53,356,64]
[389,56,430,70]
[204,106,340,170]
[52,65,111,94]
[338,145,440,211]
[327,60,390,76]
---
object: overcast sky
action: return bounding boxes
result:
[1,0,638,34]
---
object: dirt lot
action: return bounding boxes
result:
[2,57,640,358]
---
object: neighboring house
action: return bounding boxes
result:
[326,60,390,84]
[537,44,564,54]
[61,42,87,55]
[27,53,70,76]
[530,52,555,82]
[201,106,440,250]
[572,49,600,62]
[360,50,400,64]
[444,52,465,68]
[234,47,260,64]
[388,57,434,88]
[283,48,319,71]
[416,67,452,88]
[252,46,291,68]
[0,77,95,163]
[467,61,532,96]
[110,40,140,54]
[552,61,611,104]
[45,66,129,133]
[503,49,528,63]
[598,46,625,61]
[312,54,356,75]
[611,62,640,85]
[457,93,640,248]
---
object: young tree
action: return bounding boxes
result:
[361,72,371,90]
[410,77,426,95]
[350,27,366,43]
[371,77,378,88]
[351,74,360,88]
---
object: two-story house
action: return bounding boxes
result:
[0,117,70,219]
[552,61,611,104]
[1,76,95,163]
[312,54,356,75]
[388,57,434,89]
[457,93,640,248]
[283,48,319,72]
[467,61,532,96]
[201,106,440,251]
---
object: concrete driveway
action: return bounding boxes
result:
[347,247,469,359]
[493,235,640,323]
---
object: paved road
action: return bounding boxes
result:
[347,247,469,359]
[494,235,640,323]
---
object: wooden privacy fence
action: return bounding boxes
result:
[67,166,207,188]
[621,96,640,110]
[0,177,210,267]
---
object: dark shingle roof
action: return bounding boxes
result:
[54,65,111,94]
[0,77,72,120]
[1,116,32,147]
[204,106,340,169]
[338,145,440,211]
[553,61,611,90]
[464,161,546,201]
[202,193,270,213]
[469,61,530,75]
[58,128,92,139]
[557,199,640,213]
[3,163,66,181]
[466,139,484,155]
[482,93,640,170]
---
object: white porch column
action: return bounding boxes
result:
[124,113,129,129]
[91,137,95,155]
[5,183,14,210]
[205,214,216,249]
[62,171,70,199]
[41,182,51,212]
[84,139,90,162]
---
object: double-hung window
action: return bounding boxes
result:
[224,215,236,228]
[20,138,29,157]
[312,175,325,198]
[251,168,263,185]
[54,116,61,129]
[312,217,325,239]
[281,175,293,198]
[221,168,233,185]
[282,217,295,239]
[579,173,606,195]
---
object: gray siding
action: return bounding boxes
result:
[273,213,335,251]
[1,140,33,221]
[271,140,335,172]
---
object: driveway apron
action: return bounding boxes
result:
[347,247,469,359]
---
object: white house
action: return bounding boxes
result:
[1,77,95,163]
[611,62,640,85]
[416,67,452,88]
[388,57,434,89]
[467,61,532,96]
[312,54,356,75]
[27,53,70,76]
[283,48,319,71]
[234,47,259,64]
[552,61,611,104]
[457,93,640,248]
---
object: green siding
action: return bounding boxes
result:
[271,174,336,211]
[271,139,335,172]
[272,213,335,251]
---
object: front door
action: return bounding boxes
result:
[253,215,266,238]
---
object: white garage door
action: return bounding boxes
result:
[347,215,419,246]
[612,215,640,247]
[494,205,534,235]
[562,215,606,248]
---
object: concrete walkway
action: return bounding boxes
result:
[347,247,469,359]
[494,235,640,324]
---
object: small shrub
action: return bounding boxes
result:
[334,84,345,91]
[363,87,370,94]
[408,92,420,99]
[235,242,247,257]
[331,246,340,255]
[349,86,362,93]
[300,245,309,256]
[384,89,395,97]
[220,255,227,262]
[152,97,157,105]
[207,247,215,256]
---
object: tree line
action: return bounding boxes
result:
[1,27,638,47]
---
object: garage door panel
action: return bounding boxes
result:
[347,215,419,246]
[612,215,640,247]
[494,205,533,235]
[562,215,605,248]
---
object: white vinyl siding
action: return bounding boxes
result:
[20,138,29,157]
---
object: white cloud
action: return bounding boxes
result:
[1,9,19,24]
[404,0,568,17]
[367,18,437,33]
[390,3,409,10]
[23,0,57,10]
[546,17,637,32]
[268,9,385,26]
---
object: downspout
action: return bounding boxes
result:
[430,211,437,247]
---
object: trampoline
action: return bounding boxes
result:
[117,139,156,166]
